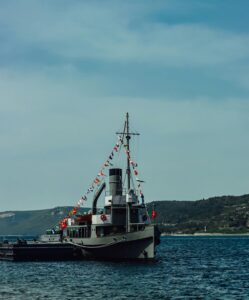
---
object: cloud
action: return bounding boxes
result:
[1,67,249,210]
[1,0,249,101]
[1,0,249,69]
[0,1,249,210]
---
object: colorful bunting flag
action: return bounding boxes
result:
[60,135,124,226]
[94,178,100,184]
[98,171,106,177]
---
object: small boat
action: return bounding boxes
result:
[0,113,160,261]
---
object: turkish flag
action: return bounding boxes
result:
[152,210,157,219]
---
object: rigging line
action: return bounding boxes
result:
[116,140,123,166]
[133,131,139,166]
[123,147,145,200]
[123,172,127,191]
[59,136,123,226]
[116,121,126,167]
[120,119,127,143]
[130,174,136,192]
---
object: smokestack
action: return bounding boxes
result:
[109,168,122,197]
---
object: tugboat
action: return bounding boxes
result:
[0,113,160,261]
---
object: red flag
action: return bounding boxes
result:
[60,218,68,229]
[94,178,100,184]
[152,210,157,219]
[98,171,106,177]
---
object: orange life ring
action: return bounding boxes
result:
[100,214,107,222]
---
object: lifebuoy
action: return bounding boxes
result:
[100,214,107,222]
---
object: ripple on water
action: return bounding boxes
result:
[1,237,249,299]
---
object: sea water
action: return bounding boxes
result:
[1,236,249,299]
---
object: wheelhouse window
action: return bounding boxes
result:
[67,226,90,238]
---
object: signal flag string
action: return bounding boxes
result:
[59,136,124,229]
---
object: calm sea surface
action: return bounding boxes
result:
[1,236,249,299]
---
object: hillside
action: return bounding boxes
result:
[147,194,249,234]
[1,194,249,235]
[0,207,89,235]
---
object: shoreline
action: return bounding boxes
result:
[161,232,249,237]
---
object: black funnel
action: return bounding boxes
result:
[109,168,122,196]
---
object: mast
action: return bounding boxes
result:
[126,112,131,191]
[125,113,131,233]
[116,113,140,233]
[116,112,140,191]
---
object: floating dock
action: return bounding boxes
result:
[0,241,81,261]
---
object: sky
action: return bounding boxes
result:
[1,0,249,211]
